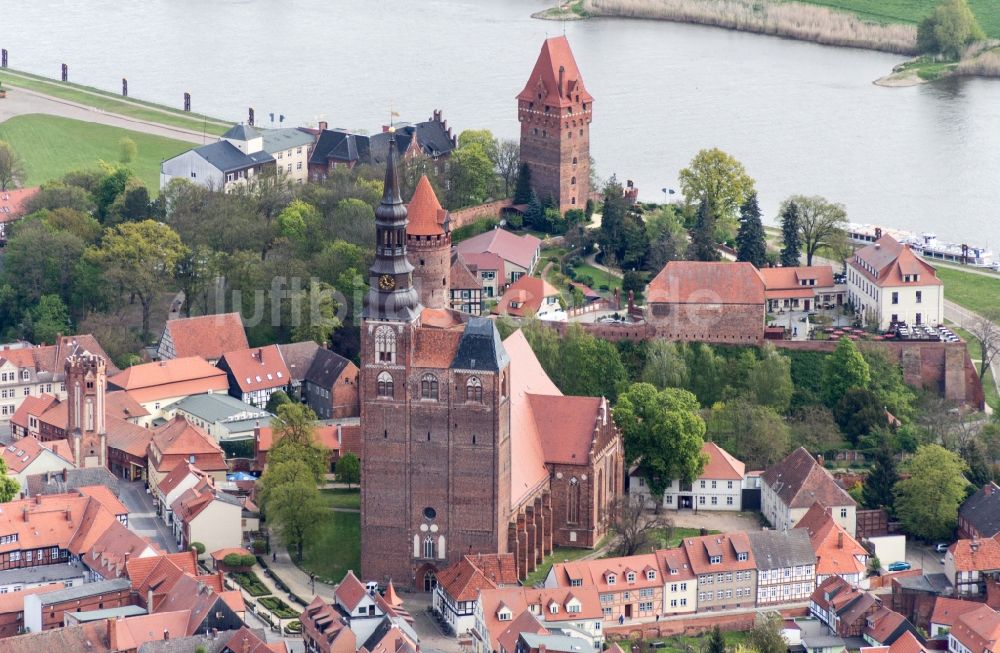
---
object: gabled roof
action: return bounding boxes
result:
[170,393,269,423]
[277,340,321,383]
[795,502,867,577]
[260,127,313,154]
[759,265,836,291]
[552,553,660,592]
[25,466,119,497]
[255,423,343,453]
[9,394,58,431]
[655,547,696,581]
[860,630,928,653]
[406,175,448,237]
[0,186,40,222]
[763,447,856,509]
[0,620,112,653]
[1,435,72,473]
[0,334,119,376]
[159,313,248,362]
[960,483,1000,539]
[109,357,229,404]
[498,611,549,653]
[157,462,205,497]
[222,625,288,653]
[952,605,1000,653]
[150,416,226,472]
[529,394,603,465]
[517,36,593,108]
[495,275,560,317]
[459,251,506,279]
[455,228,541,270]
[108,610,192,651]
[747,529,816,570]
[309,129,363,166]
[219,345,291,393]
[948,538,1000,572]
[647,261,766,305]
[701,441,746,480]
[304,347,354,388]
[222,124,261,141]
[932,597,984,627]
[450,253,482,291]
[851,235,942,288]
[866,607,915,645]
[478,586,602,651]
[451,318,509,371]
[683,531,756,574]
[335,569,369,612]
[438,554,519,602]
[194,140,273,174]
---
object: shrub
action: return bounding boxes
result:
[231,571,270,597]
[223,553,244,568]
[252,539,268,555]
[190,542,206,556]
[259,596,298,619]
[240,553,257,568]
[284,620,303,635]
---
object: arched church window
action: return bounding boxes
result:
[568,477,580,524]
[466,377,483,403]
[375,326,395,364]
[421,374,439,400]
[423,536,435,559]
[377,371,394,398]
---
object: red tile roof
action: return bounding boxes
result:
[9,394,58,432]
[647,261,766,305]
[656,547,696,581]
[529,394,603,465]
[161,312,248,361]
[682,531,756,574]
[157,462,205,497]
[932,597,983,628]
[76,484,128,516]
[455,228,541,271]
[553,553,661,592]
[0,583,65,614]
[0,334,119,374]
[952,605,1000,653]
[407,175,449,236]
[150,416,226,474]
[450,255,482,290]
[494,276,560,317]
[106,416,155,457]
[335,569,369,612]
[1,435,72,473]
[862,631,929,653]
[223,625,288,653]
[1,620,111,653]
[795,502,867,578]
[851,235,942,288]
[478,586,602,651]
[459,251,506,280]
[517,36,593,107]
[108,610,191,650]
[759,265,836,291]
[0,187,40,222]
[220,345,291,393]
[255,424,342,454]
[438,553,520,602]
[412,327,463,368]
[701,442,745,480]
[866,607,910,644]
[949,538,1000,572]
[127,550,199,590]
[109,357,229,404]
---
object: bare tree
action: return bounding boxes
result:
[782,195,848,266]
[491,138,520,197]
[0,140,25,192]
[609,495,672,556]
[969,309,1000,383]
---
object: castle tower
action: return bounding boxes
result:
[517,36,592,214]
[406,175,451,310]
[65,352,108,469]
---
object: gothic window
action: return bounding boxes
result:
[571,176,576,185]
[377,371,394,398]
[423,536,435,559]
[466,377,483,403]
[375,326,395,364]
[568,477,580,524]
[421,374,439,400]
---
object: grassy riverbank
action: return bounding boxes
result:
[936,266,1000,317]
[0,67,230,135]
[784,0,1000,39]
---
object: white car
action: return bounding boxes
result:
[935,543,950,553]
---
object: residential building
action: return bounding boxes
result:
[473,586,604,653]
[943,538,1000,597]
[303,348,360,419]
[0,436,75,486]
[450,254,484,316]
[931,597,983,637]
[454,228,542,283]
[629,441,745,511]
[545,553,662,622]
[0,186,39,245]
[948,604,1000,653]
[759,265,846,312]
[958,483,1000,540]
[0,335,116,421]
[433,553,520,635]
[645,262,766,344]
[108,357,230,418]
[459,252,506,301]
[796,502,869,586]
[261,127,315,184]
[155,462,207,523]
[217,346,291,408]
[22,577,133,633]
[794,619,851,653]
[762,447,857,536]
[682,532,757,612]
[159,124,275,192]
[170,477,247,553]
[811,576,881,638]
[165,393,272,444]
[276,340,321,399]
[24,467,120,498]
[1,620,114,653]
[656,547,697,615]
[846,235,944,330]
[254,421,357,474]
[861,630,929,653]
[494,276,566,321]
[747,529,817,605]
[156,313,248,364]
[0,583,65,638]
[864,607,921,648]
[147,416,227,500]
[517,36,592,213]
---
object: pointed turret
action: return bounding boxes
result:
[363,130,422,322]
[406,175,452,310]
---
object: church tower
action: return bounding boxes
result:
[517,36,592,214]
[65,352,107,469]
[406,175,451,310]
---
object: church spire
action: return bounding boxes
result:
[362,131,422,322]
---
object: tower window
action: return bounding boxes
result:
[466,377,483,403]
[375,326,396,364]
[572,157,578,165]
[571,176,576,185]
[377,371,394,398]
[579,129,583,136]
[533,128,538,136]
[421,374,439,400]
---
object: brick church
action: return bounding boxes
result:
[360,127,622,591]
[518,36,592,214]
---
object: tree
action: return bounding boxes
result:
[747,613,787,653]
[822,337,871,408]
[645,205,687,270]
[960,438,994,487]
[863,446,898,512]
[690,200,720,262]
[678,148,755,241]
[337,452,361,488]
[446,141,494,209]
[614,383,707,502]
[30,295,71,345]
[779,200,802,267]
[513,162,533,204]
[968,309,1000,383]
[835,388,887,445]
[23,181,96,215]
[608,495,672,556]
[266,403,327,482]
[491,138,520,197]
[894,444,969,541]
[736,191,767,268]
[523,192,544,231]
[260,459,326,562]
[119,137,138,164]
[706,626,726,653]
[748,344,793,413]
[190,542,206,556]
[0,458,19,502]
[598,177,627,267]
[265,390,292,414]
[789,406,845,452]
[917,0,985,58]
[622,271,645,303]
[706,399,791,470]
[641,340,688,389]
[0,140,25,191]
[94,164,133,222]
[783,195,848,266]
[87,220,188,342]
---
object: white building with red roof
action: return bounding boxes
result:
[629,441,745,511]
[473,586,604,653]
[217,345,291,408]
[108,356,229,418]
[0,436,75,486]
[493,276,565,321]
[433,553,519,634]
[147,415,227,499]
[544,553,662,622]
[846,235,943,330]
[931,597,984,637]
[0,187,39,244]
[454,228,542,284]
[759,265,845,313]
[169,476,247,554]
[156,312,248,364]
[949,604,1000,653]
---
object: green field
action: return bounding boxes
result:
[523,545,597,587]
[788,0,1000,38]
[571,262,623,293]
[0,114,190,192]
[299,511,360,583]
[0,68,230,135]
[936,266,1000,317]
[320,488,361,510]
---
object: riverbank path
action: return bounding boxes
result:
[0,83,215,144]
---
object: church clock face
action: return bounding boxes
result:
[378,274,396,291]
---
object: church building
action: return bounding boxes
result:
[359,130,622,592]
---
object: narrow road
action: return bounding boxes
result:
[118,480,179,553]
[944,300,999,410]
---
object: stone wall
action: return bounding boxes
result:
[605,606,809,639]
[450,200,514,229]
[646,302,765,344]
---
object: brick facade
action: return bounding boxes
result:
[646,302,765,344]
[408,234,452,310]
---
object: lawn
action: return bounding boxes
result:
[570,262,623,293]
[320,488,360,510]
[0,67,230,135]
[299,511,360,584]
[936,266,1000,317]
[0,114,191,192]
[649,527,720,549]
[947,322,999,412]
[523,546,597,587]
[785,0,1000,38]
[639,631,749,653]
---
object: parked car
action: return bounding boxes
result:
[887,561,912,572]
[935,543,950,553]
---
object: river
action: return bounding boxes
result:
[3,0,999,246]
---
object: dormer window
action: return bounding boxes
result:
[498,608,511,621]
[549,602,559,614]
[737,552,748,562]
[626,572,636,583]
[646,570,656,580]
[709,555,722,565]
[669,568,678,576]
[567,601,581,614]
[606,573,616,585]
[570,578,582,587]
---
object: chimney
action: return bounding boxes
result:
[875,227,882,239]
[874,243,881,250]
[838,531,844,549]
[62,467,68,481]
[22,506,29,522]
[318,120,328,132]
[65,509,71,521]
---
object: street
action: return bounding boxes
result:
[118,480,179,553]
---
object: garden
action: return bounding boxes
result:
[231,571,270,597]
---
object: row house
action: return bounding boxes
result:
[156,313,248,365]
[146,416,228,503]
[864,606,921,648]
[217,345,291,408]
[684,532,757,612]
[656,547,697,615]
[108,356,230,420]
[811,576,881,638]
[948,604,1000,653]
[473,586,604,653]
[958,483,1000,540]
[747,529,817,606]
[931,597,984,638]
[629,442,745,511]
[861,631,929,653]
[434,553,519,635]
[944,537,1000,597]
[545,553,662,622]
[170,477,252,554]
[796,502,869,586]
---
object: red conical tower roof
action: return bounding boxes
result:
[517,36,592,108]
[406,175,448,237]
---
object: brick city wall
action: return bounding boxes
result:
[450,200,515,229]
[646,302,766,344]
[606,605,810,639]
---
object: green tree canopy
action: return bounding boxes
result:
[706,398,791,470]
[265,390,292,414]
[513,162,533,205]
[259,459,326,562]
[641,340,688,389]
[748,344,793,414]
[690,199,721,261]
[783,195,848,267]
[822,337,871,408]
[0,140,25,192]
[614,383,707,500]
[863,446,898,513]
[678,148,755,242]
[894,444,969,540]
[918,0,985,58]
[0,458,20,502]
[835,388,887,445]
[337,452,361,488]
[779,200,802,267]
[736,191,768,268]
[30,294,71,345]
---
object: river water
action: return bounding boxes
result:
[3,0,999,246]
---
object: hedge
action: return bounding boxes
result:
[231,571,270,597]
[259,596,298,619]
